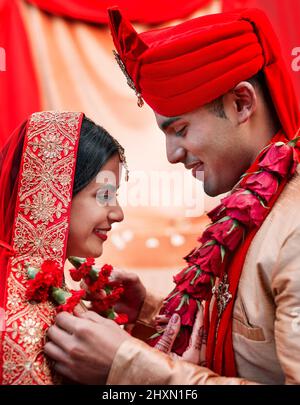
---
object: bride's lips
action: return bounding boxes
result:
[192,162,204,178]
[93,229,109,241]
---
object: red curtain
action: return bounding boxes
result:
[222,0,300,106]
[25,0,212,24]
[0,0,41,148]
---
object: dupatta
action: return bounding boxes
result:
[0,111,83,384]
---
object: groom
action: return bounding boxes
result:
[44,8,300,384]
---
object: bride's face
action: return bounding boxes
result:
[67,154,124,258]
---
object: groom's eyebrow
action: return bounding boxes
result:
[159,117,181,131]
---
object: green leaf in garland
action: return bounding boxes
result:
[190,269,202,285]
[184,265,196,275]
[257,195,270,210]
[176,294,189,311]
[202,239,217,248]
[68,256,86,269]
[51,287,71,305]
[107,309,116,320]
[227,219,239,234]
[27,266,39,280]
[164,290,180,303]
[149,330,165,340]
[89,266,100,281]
[220,245,226,262]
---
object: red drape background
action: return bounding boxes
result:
[0,0,40,148]
[25,0,212,24]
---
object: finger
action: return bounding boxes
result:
[181,308,204,363]
[73,303,88,317]
[55,312,78,334]
[44,341,70,364]
[169,352,181,361]
[110,268,137,285]
[54,362,76,382]
[76,310,105,324]
[47,325,73,352]
[154,315,170,325]
[155,313,181,354]
[189,307,204,351]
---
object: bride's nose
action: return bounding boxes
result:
[108,203,124,223]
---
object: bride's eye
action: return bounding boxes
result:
[96,186,116,205]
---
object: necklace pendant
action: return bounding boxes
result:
[212,274,232,317]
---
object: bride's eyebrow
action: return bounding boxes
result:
[96,183,118,191]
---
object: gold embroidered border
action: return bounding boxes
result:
[2,112,82,384]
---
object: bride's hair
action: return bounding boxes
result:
[73,116,125,196]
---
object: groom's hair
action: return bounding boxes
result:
[73,116,123,196]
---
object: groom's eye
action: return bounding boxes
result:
[173,125,187,137]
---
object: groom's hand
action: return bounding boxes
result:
[44,311,131,384]
[80,269,146,324]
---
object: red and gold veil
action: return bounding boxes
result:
[0,111,83,384]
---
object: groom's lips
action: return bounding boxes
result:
[192,162,204,178]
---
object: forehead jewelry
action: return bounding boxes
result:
[113,50,144,108]
[112,136,129,182]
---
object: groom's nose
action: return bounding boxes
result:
[166,138,186,164]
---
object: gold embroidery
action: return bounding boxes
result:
[18,317,43,348]
[2,111,82,385]
[20,191,66,225]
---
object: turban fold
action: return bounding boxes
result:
[108,7,300,139]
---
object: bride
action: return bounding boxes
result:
[0,111,127,384]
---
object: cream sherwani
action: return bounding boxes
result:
[107,168,300,385]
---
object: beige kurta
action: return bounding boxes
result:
[107,168,300,385]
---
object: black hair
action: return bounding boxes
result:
[207,70,273,119]
[73,116,125,196]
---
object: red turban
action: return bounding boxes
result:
[108,7,299,139]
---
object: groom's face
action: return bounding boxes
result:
[155,103,251,197]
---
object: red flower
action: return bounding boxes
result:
[259,142,298,177]
[200,218,244,251]
[92,299,110,314]
[162,292,199,327]
[69,268,82,282]
[222,189,266,227]
[101,264,113,277]
[26,260,63,302]
[56,290,85,313]
[185,243,222,276]
[207,204,226,222]
[69,258,95,282]
[245,171,278,203]
[115,313,129,325]
[174,267,212,300]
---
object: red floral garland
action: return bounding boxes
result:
[26,257,128,324]
[149,136,299,355]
